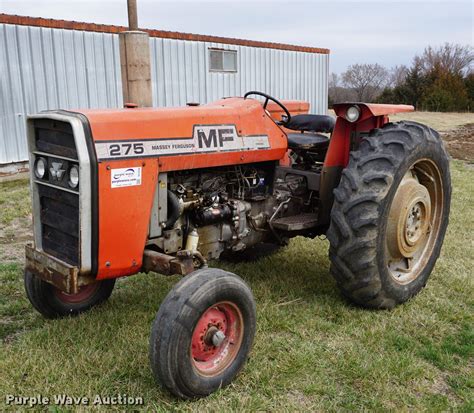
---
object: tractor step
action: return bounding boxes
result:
[272,213,319,231]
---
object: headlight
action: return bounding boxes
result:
[34,157,47,179]
[345,105,361,122]
[68,165,79,188]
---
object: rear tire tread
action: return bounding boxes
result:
[327,121,450,309]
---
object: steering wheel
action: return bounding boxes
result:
[244,91,291,125]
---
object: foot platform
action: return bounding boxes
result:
[272,213,319,231]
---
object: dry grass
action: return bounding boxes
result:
[390,111,474,132]
[0,115,473,411]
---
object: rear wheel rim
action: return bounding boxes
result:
[386,159,444,284]
[191,301,244,377]
[53,283,100,304]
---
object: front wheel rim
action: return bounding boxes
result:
[190,301,244,377]
[53,283,100,304]
[386,159,444,285]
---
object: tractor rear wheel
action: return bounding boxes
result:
[24,270,115,318]
[327,121,451,309]
[149,268,256,399]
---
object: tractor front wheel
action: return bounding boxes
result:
[327,121,451,309]
[149,268,256,399]
[24,270,116,318]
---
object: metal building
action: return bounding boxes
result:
[0,14,330,166]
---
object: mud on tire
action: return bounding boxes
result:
[327,121,451,309]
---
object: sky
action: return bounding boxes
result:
[1,0,473,73]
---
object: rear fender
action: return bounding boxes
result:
[325,103,414,168]
[318,102,414,227]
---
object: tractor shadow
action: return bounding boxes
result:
[215,237,341,305]
[111,236,345,317]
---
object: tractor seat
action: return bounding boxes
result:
[287,132,330,151]
[285,114,335,133]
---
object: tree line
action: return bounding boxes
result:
[329,43,473,112]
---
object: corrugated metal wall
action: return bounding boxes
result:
[0,24,123,164]
[150,38,328,114]
[0,23,328,164]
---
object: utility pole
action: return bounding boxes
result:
[127,0,138,30]
[119,0,152,107]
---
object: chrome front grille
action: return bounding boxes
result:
[31,119,80,266]
[37,183,79,265]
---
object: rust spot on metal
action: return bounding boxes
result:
[25,245,94,293]
[0,14,330,55]
[142,249,195,276]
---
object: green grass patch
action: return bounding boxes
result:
[0,161,473,411]
[0,179,31,226]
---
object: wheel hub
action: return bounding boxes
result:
[385,160,444,285]
[203,325,226,347]
[387,171,431,259]
[191,302,243,376]
[211,329,226,347]
[405,203,424,245]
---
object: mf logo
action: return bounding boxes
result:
[194,125,237,150]
[50,161,65,181]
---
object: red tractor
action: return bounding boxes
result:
[24,92,451,398]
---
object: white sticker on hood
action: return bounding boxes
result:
[111,167,142,188]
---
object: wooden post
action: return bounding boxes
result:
[119,0,152,107]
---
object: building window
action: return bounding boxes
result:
[209,49,237,72]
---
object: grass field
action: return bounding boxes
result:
[391,111,474,132]
[1,114,473,411]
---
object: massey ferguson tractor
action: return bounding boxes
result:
[24,92,451,398]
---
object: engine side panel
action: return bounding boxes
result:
[95,159,158,279]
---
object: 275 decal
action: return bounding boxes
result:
[108,143,145,157]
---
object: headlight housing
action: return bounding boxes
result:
[345,105,361,123]
[34,157,47,179]
[68,165,79,188]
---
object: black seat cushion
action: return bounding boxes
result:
[285,114,335,133]
[287,132,329,150]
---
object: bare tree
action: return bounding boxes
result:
[342,63,389,101]
[329,72,340,89]
[328,72,357,104]
[420,43,473,75]
[389,65,409,88]
[328,73,342,103]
